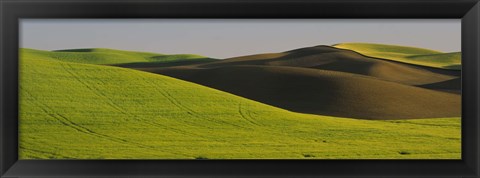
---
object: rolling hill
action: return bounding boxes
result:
[19,49,460,159]
[21,48,217,65]
[126,45,461,119]
[191,45,459,87]
[148,65,460,120]
[333,43,461,70]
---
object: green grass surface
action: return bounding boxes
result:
[333,43,461,70]
[21,48,215,65]
[19,49,460,159]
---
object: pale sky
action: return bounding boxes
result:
[20,19,461,58]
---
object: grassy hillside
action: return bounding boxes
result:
[333,43,461,70]
[21,48,216,65]
[407,52,461,70]
[19,49,460,159]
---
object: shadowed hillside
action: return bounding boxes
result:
[147,65,460,120]
[418,78,462,94]
[120,45,460,120]
[110,58,217,68]
[194,45,459,87]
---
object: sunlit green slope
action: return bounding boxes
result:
[21,48,216,65]
[19,49,460,159]
[334,43,461,70]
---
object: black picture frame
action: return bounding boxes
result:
[1,0,479,177]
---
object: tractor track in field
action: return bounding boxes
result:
[60,63,197,136]
[238,103,261,126]
[135,72,251,130]
[58,64,227,147]
[59,64,221,153]
[61,63,131,116]
[162,86,250,129]
[238,106,313,143]
[20,146,74,159]
[134,117,213,140]
[65,63,249,131]
[32,99,150,149]
[21,86,191,157]
[96,68,221,140]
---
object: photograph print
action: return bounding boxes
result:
[19,19,461,159]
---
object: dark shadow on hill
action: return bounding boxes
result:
[417,78,461,94]
[146,65,460,120]
[110,58,218,68]
[444,64,462,71]
[54,49,102,52]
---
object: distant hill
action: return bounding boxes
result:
[194,45,459,86]
[21,48,217,65]
[333,43,461,70]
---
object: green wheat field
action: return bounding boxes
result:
[19,43,461,159]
